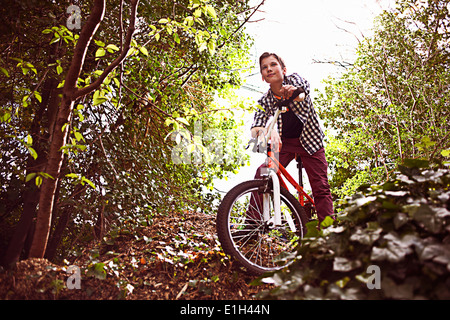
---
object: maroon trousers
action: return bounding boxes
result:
[254,138,334,222]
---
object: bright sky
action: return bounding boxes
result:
[244,0,395,95]
[214,0,396,193]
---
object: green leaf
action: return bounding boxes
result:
[34,91,42,103]
[27,146,38,160]
[93,90,107,106]
[49,36,60,45]
[304,220,320,238]
[88,262,106,280]
[193,8,202,18]
[205,5,217,19]
[0,67,9,77]
[184,16,194,27]
[158,18,169,24]
[320,215,334,228]
[106,44,120,52]
[75,144,86,151]
[35,176,43,187]
[82,177,96,189]
[173,32,180,44]
[39,172,54,180]
[176,117,190,126]
[56,65,63,75]
[207,40,216,55]
[25,172,37,183]
[95,47,106,58]
[74,131,84,142]
[26,134,33,145]
[139,46,149,56]
[441,149,450,157]
[94,40,105,47]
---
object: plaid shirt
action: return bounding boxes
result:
[251,73,325,155]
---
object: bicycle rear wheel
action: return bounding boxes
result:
[216,179,308,275]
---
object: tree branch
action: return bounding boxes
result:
[217,0,265,49]
[64,0,106,99]
[75,0,140,99]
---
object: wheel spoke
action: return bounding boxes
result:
[217,180,307,275]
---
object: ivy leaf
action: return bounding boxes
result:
[371,232,417,263]
[87,262,106,280]
[349,226,382,245]
[333,257,362,272]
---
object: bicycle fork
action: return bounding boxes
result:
[263,169,297,232]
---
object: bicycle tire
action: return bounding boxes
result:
[216,179,308,275]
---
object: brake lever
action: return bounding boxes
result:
[246,138,267,154]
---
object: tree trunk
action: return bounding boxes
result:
[1,185,39,268]
[1,74,58,267]
[28,97,74,258]
[28,0,139,258]
[44,208,72,261]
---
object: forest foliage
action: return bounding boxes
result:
[257,0,450,300]
[0,0,256,267]
[315,0,450,199]
[257,162,450,300]
[0,0,449,301]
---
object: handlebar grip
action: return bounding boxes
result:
[276,87,305,109]
[290,87,304,101]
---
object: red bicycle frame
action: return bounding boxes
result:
[267,148,315,207]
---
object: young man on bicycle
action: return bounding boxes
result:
[250,52,333,222]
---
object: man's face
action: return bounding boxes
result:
[260,56,286,84]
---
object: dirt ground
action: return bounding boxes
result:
[0,211,273,300]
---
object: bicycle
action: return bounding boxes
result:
[216,88,316,275]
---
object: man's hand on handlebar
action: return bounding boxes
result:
[250,127,282,152]
[280,85,306,102]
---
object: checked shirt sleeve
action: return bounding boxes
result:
[289,73,311,96]
[251,91,274,129]
[286,73,325,155]
[250,73,325,155]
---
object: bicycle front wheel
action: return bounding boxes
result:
[216,179,308,275]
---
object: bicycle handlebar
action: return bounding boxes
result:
[246,87,305,153]
[274,87,304,110]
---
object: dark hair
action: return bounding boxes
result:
[259,52,286,72]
